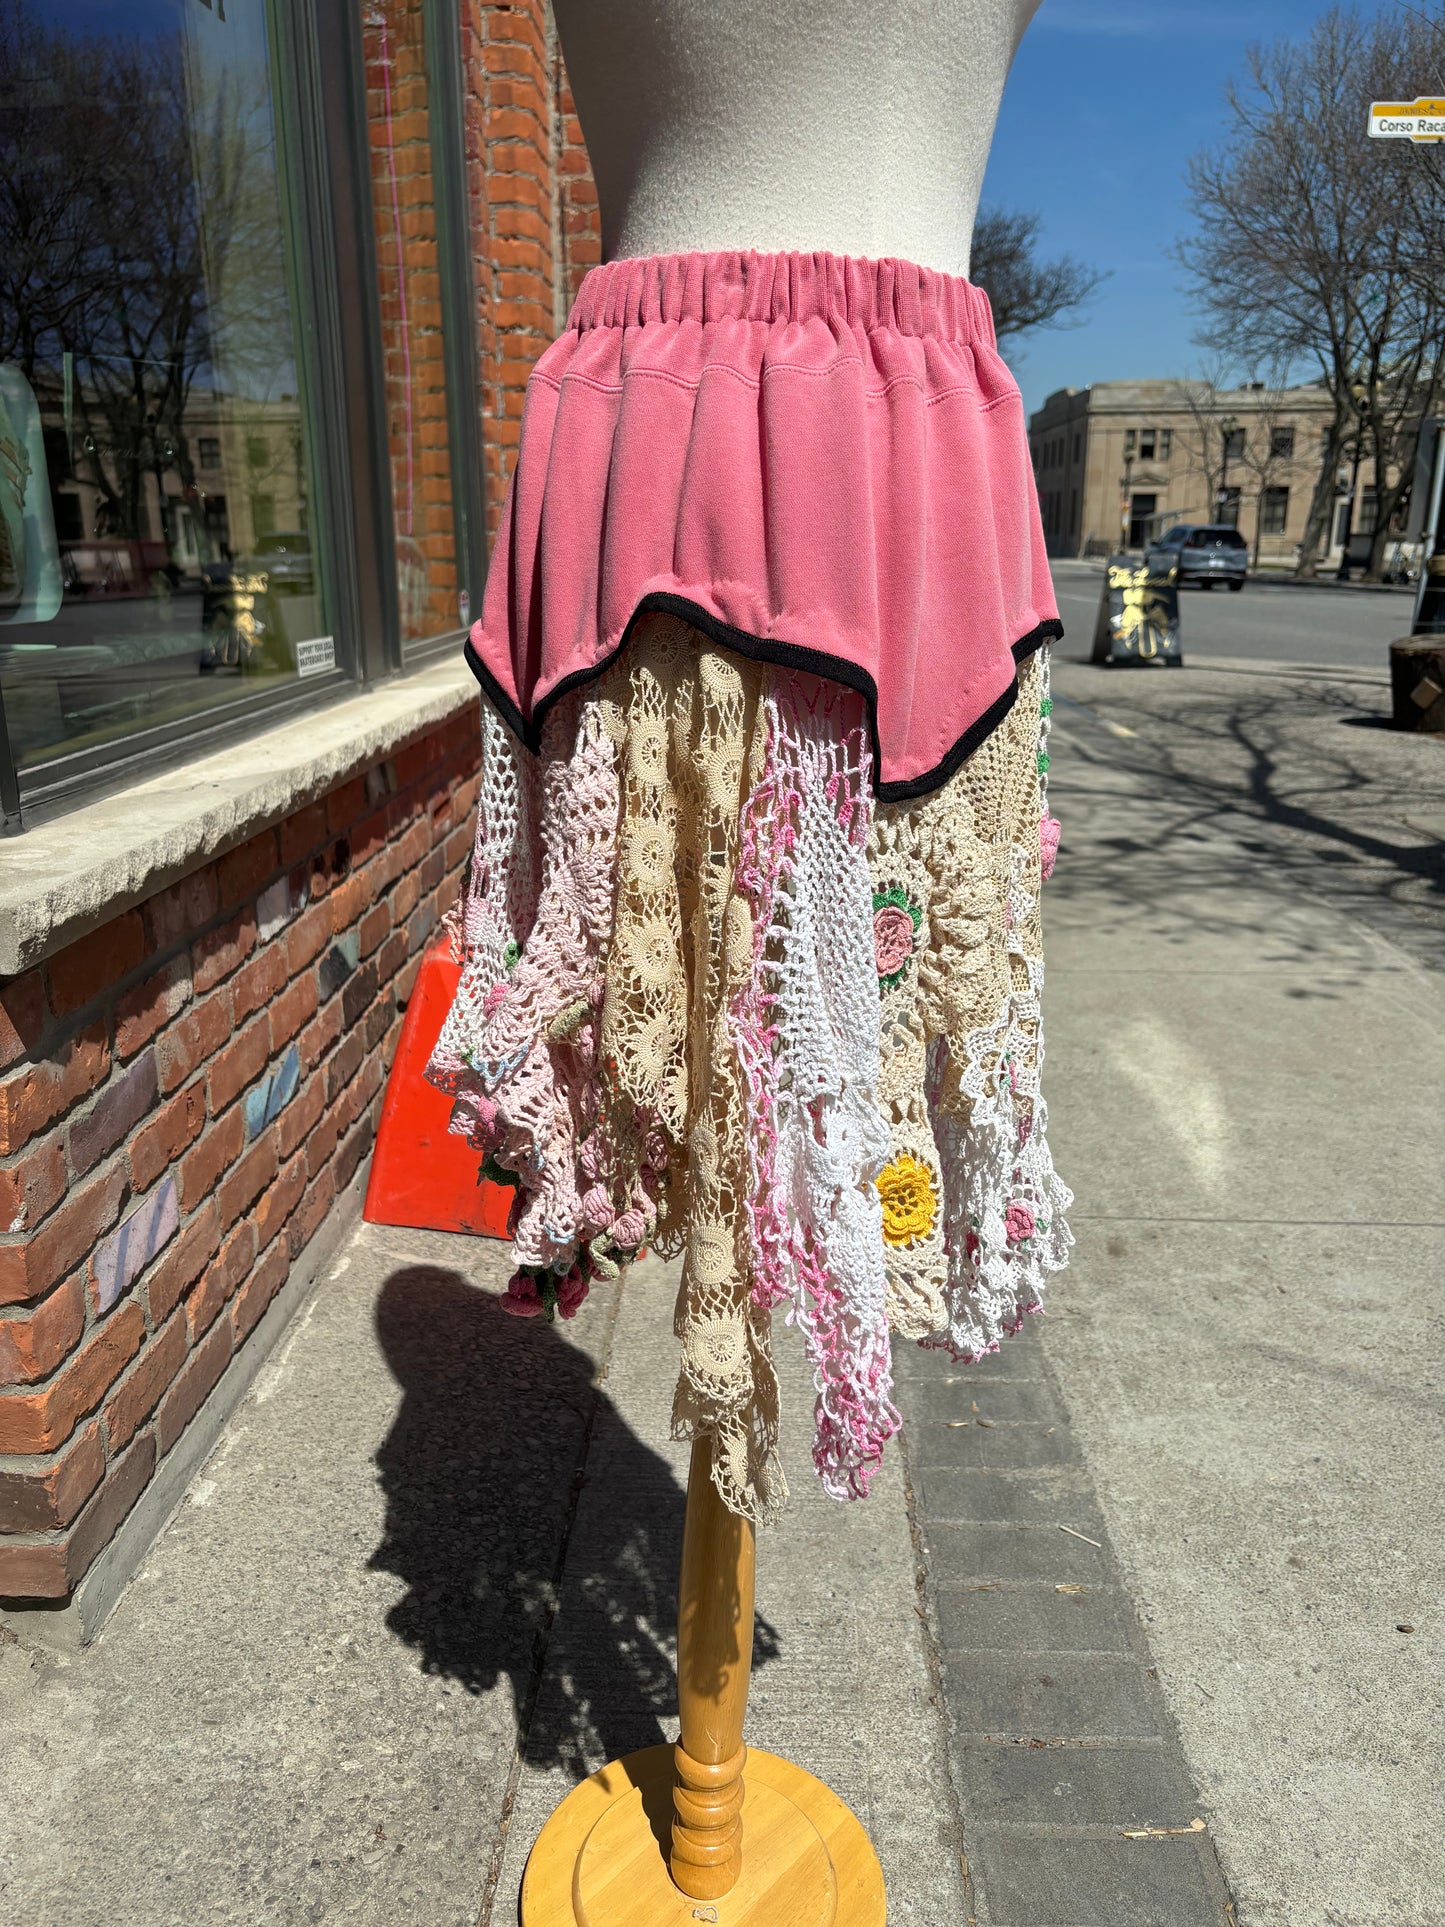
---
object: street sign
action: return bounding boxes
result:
[1091,558,1183,667]
[1368,98,1445,142]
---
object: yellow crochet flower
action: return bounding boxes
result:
[877,1153,938,1247]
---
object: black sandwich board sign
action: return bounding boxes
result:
[1091,556,1183,666]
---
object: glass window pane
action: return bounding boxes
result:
[362,1,461,647]
[0,0,333,778]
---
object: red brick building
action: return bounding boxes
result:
[0,0,599,1632]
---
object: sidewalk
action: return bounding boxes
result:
[1036,650,1444,1925]
[0,1227,969,1926]
[1,651,1439,1927]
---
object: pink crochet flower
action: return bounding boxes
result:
[501,1272,543,1317]
[555,1266,589,1319]
[1039,814,1061,882]
[580,1185,615,1234]
[873,904,916,978]
[1005,1201,1036,1244]
[612,1207,646,1249]
[482,980,508,1020]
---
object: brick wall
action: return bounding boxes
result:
[459,1,602,533]
[0,717,480,1602]
[555,69,602,318]
[0,7,602,1614]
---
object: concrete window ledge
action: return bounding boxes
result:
[0,661,479,977]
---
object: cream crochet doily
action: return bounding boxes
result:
[429,614,1071,1521]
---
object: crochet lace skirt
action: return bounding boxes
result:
[427,612,1071,1521]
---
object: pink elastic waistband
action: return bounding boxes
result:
[467,249,1059,800]
[568,248,999,346]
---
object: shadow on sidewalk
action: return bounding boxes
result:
[367,1265,779,1780]
[1051,672,1445,951]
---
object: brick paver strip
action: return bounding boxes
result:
[895,1328,1238,1925]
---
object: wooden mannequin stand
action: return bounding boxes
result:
[520,1439,887,1924]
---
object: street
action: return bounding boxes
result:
[1049,558,1416,672]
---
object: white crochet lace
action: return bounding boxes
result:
[730,677,899,1501]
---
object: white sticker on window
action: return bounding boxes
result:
[295,635,336,679]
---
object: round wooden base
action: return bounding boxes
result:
[520,1745,886,1926]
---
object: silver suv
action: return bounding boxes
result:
[1146,524,1248,590]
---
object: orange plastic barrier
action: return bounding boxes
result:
[363,937,513,1239]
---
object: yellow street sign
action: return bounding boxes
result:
[1368,98,1445,142]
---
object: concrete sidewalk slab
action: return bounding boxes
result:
[0,1223,610,1927]
[1035,657,1445,1926]
[0,1223,968,1926]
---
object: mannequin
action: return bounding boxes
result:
[550,0,1045,279]
[489,8,1059,1918]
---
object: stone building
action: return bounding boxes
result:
[1028,378,1394,566]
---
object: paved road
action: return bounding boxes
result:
[1049,559,1414,672]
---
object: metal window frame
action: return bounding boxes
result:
[1,0,401,832]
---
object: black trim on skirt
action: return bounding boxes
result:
[463,596,1065,804]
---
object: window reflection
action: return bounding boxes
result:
[0,0,328,774]
[362,0,461,646]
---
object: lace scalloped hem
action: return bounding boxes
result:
[425,611,1071,1523]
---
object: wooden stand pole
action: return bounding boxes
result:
[670,1437,754,1897]
[519,1439,886,1925]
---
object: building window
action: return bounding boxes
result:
[1270,426,1295,460]
[1224,428,1246,462]
[1260,486,1290,535]
[1139,429,1156,460]
[1217,485,1242,529]
[1071,489,1079,535]
[363,0,465,649]
[1158,429,1171,460]
[0,0,503,827]
[1124,428,1137,457]
[0,0,338,817]
[1357,486,1379,536]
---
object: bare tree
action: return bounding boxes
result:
[1230,377,1309,568]
[1177,7,1445,578]
[0,0,301,560]
[970,208,1105,347]
[1168,367,1236,523]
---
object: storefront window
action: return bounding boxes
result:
[362,0,463,646]
[0,0,334,784]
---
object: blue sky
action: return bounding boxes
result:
[986,0,1399,416]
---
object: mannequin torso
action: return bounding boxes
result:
[550,0,1044,280]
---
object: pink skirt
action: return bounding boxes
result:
[466,249,1060,801]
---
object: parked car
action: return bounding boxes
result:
[1146,524,1248,590]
